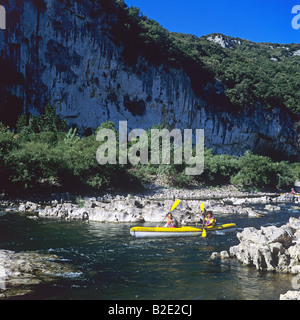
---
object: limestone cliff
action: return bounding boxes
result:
[0,0,299,160]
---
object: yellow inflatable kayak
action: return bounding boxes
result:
[130,223,236,238]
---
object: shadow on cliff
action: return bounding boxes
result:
[0,57,24,128]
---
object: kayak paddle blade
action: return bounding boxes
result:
[202,228,207,238]
[170,199,180,212]
[200,202,205,212]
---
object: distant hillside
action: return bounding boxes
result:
[201,33,300,116]
[112,2,300,117]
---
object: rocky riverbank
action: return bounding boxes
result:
[0,249,79,299]
[3,190,297,224]
[210,216,300,300]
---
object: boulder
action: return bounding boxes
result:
[229,243,254,266]
[228,217,300,273]
[261,225,293,248]
[210,252,220,260]
[280,290,300,300]
[291,265,300,274]
[288,244,300,267]
[0,249,78,298]
[220,251,230,259]
[18,204,26,212]
[247,208,263,218]
[237,227,268,245]
[233,198,248,205]
[270,242,285,257]
[288,217,300,232]
[253,246,276,271]
[18,201,39,213]
[264,205,281,211]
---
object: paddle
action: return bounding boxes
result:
[200,202,205,212]
[200,202,206,238]
[157,199,180,227]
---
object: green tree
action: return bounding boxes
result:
[4,141,59,190]
[230,151,297,190]
[16,104,67,135]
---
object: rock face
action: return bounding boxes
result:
[207,34,242,49]
[280,290,300,300]
[0,0,299,159]
[228,217,300,273]
[0,249,78,298]
[211,216,300,299]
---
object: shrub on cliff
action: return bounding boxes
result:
[16,104,67,135]
[200,149,239,185]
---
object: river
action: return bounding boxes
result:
[0,203,299,300]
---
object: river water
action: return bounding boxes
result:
[0,203,299,300]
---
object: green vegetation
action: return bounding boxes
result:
[0,105,298,195]
[230,151,296,190]
[108,0,300,117]
[0,106,141,194]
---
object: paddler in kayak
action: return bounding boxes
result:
[202,210,216,227]
[163,213,179,228]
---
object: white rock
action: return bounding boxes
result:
[220,251,230,259]
[291,265,300,274]
[210,252,220,260]
[264,204,281,211]
[280,290,300,300]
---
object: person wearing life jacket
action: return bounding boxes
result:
[202,211,216,227]
[163,213,178,228]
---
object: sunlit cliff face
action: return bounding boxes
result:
[0,0,299,160]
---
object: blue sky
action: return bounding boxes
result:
[124,0,300,44]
